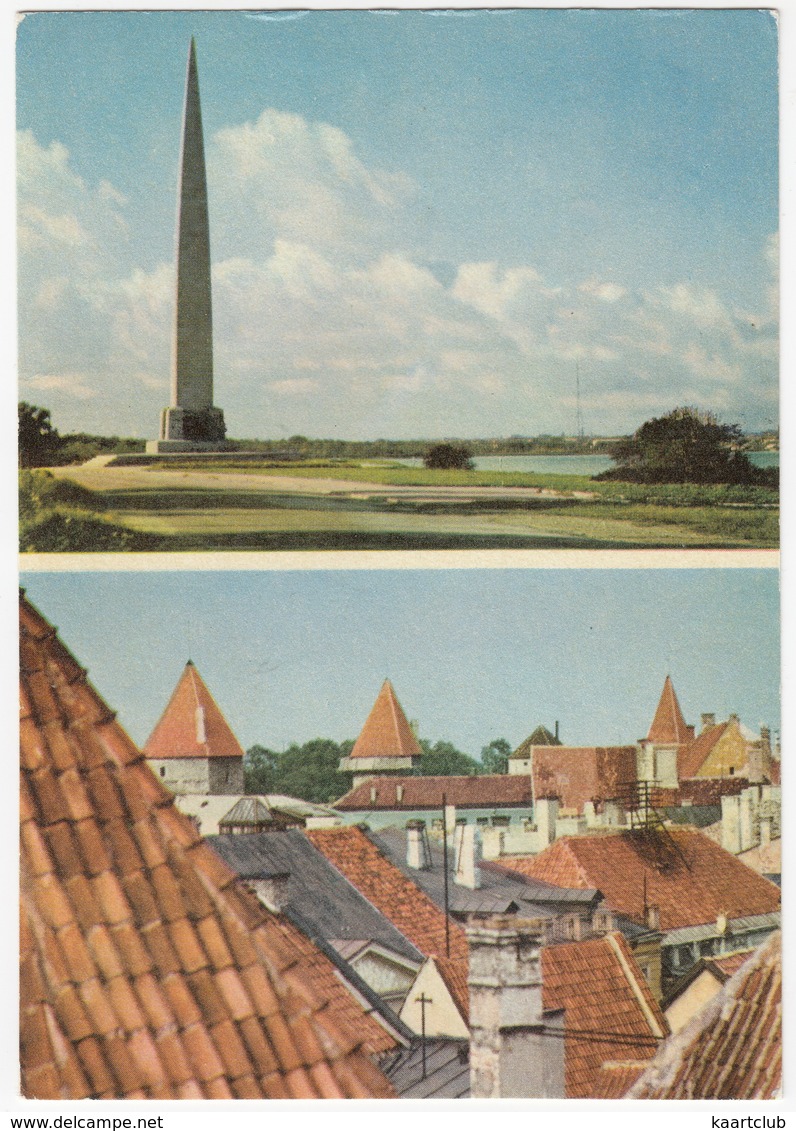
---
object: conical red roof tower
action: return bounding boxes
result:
[647,675,691,745]
[339,681,421,783]
[144,660,244,760]
[143,661,245,795]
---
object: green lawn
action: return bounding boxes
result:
[20,463,779,551]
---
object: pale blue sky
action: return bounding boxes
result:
[20,568,780,757]
[17,10,778,439]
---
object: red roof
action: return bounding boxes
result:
[305,826,469,1021]
[647,676,691,745]
[143,662,244,761]
[592,1061,649,1099]
[348,681,422,761]
[335,775,533,810]
[20,592,392,1100]
[542,932,667,1098]
[677,721,730,779]
[501,829,780,932]
[630,932,781,1099]
[532,746,637,812]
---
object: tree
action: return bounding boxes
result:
[598,407,765,485]
[423,443,475,471]
[19,402,61,468]
[480,738,512,775]
[244,738,352,803]
[244,745,280,794]
[417,739,480,776]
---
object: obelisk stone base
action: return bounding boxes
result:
[146,405,231,452]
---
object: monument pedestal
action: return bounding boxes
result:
[148,404,230,451]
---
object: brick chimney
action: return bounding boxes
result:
[406,819,432,870]
[465,916,565,1098]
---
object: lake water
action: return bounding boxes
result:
[395,451,778,475]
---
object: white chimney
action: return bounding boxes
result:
[535,796,559,845]
[454,823,482,889]
[701,712,716,733]
[406,819,432,870]
[466,916,565,1098]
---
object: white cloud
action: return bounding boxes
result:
[16,114,779,438]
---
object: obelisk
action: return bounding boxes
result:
[148,38,227,452]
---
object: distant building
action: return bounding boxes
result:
[143,660,244,795]
[334,774,534,830]
[338,680,422,786]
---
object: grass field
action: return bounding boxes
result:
[21,461,779,551]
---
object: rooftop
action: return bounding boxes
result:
[543,932,668,1098]
[20,592,391,1100]
[500,828,780,932]
[630,932,781,1099]
[530,745,637,812]
[348,680,422,761]
[647,676,691,746]
[143,661,245,761]
[335,774,533,810]
[305,826,470,1022]
[207,828,422,966]
[367,825,600,917]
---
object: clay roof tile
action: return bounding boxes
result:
[20,592,392,1100]
[647,676,690,745]
[143,662,245,762]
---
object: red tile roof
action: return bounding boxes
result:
[647,676,690,745]
[143,662,244,761]
[677,721,730,779]
[348,681,422,761]
[592,1061,649,1099]
[501,829,780,932]
[305,826,469,1021]
[654,776,749,808]
[335,775,533,810]
[532,746,637,812]
[542,932,667,1098]
[20,592,392,1100]
[630,932,781,1099]
[710,950,755,980]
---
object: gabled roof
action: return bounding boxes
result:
[510,725,561,758]
[305,826,470,1022]
[335,775,533,810]
[20,592,391,1100]
[143,661,244,761]
[630,933,781,1099]
[542,932,667,1098]
[368,826,600,916]
[348,681,422,761]
[500,829,780,932]
[647,676,690,745]
[662,948,755,1012]
[677,721,731,779]
[208,828,422,966]
[531,746,637,812]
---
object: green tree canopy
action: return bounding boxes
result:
[19,403,61,468]
[244,739,353,804]
[480,737,512,775]
[599,407,767,485]
[417,739,480,776]
[423,443,475,471]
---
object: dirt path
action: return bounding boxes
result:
[49,462,594,502]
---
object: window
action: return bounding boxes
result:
[159,766,166,778]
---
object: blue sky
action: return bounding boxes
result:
[17,9,778,439]
[20,568,780,756]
